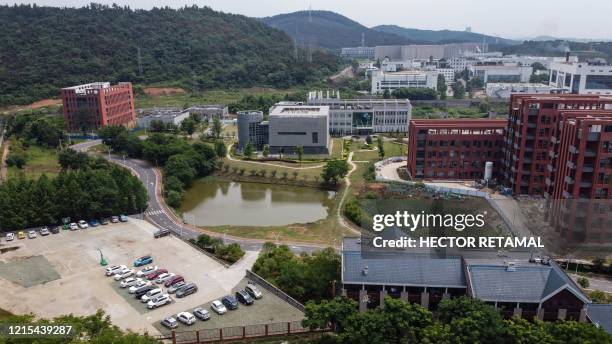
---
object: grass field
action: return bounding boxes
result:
[7,140,61,179]
[135,87,298,109]
[352,141,406,161]
[221,158,324,180]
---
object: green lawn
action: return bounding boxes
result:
[221,158,324,180]
[135,87,298,109]
[7,141,61,179]
[352,141,406,161]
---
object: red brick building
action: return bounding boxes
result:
[502,94,612,195]
[61,82,136,132]
[547,112,612,243]
[407,119,506,180]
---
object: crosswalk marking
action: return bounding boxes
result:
[145,209,164,216]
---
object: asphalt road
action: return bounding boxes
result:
[70,140,324,254]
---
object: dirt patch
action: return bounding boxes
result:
[0,255,61,287]
[143,87,187,96]
[1,99,62,113]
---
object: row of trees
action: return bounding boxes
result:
[252,243,341,303]
[0,155,148,231]
[303,296,612,344]
[190,234,245,264]
[6,112,66,147]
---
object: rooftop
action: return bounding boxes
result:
[587,304,612,334]
[269,105,329,118]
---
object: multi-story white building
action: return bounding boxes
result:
[307,91,412,135]
[485,83,555,99]
[268,105,330,154]
[548,60,612,95]
[370,70,438,94]
[341,47,375,60]
[435,68,455,84]
[469,64,533,83]
[375,43,485,60]
[448,57,476,72]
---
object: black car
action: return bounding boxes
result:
[154,228,171,238]
[176,283,198,298]
[134,285,154,298]
[221,295,238,310]
[49,226,60,234]
[235,290,254,305]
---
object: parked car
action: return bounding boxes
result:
[69,223,78,230]
[136,266,158,277]
[147,294,171,309]
[49,226,60,234]
[155,273,175,284]
[39,227,50,236]
[5,233,15,241]
[210,300,227,315]
[134,285,155,298]
[221,295,238,310]
[176,312,196,325]
[176,283,198,298]
[120,277,142,288]
[17,231,26,239]
[160,317,178,329]
[141,288,163,303]
[146,269,168,280]
[245,283,263,299]
[167,281,186,294]
[110,216,119,223]
[129,280,152,293]
[193,307,210,321]
[164,275,184,288]
[77,220,89,229]
[100,218,109,225]
[114,269,134,281]
[134,255,153,267]
[235,290,254,305]
[105,265,127,276]
[28,230,37,239]
[119,215,128,222]
[89,219,100,227]
[153,228,171,238]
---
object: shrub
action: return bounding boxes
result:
[577,277,590,288]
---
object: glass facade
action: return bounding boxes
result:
[585,75,612,90]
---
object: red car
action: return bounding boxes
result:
[147,269,168,280]
[164,275,184,288]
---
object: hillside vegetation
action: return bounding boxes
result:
[373,24,517,45]
[261,10,414,49]
[0,4,342,106]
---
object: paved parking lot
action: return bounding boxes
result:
[0,219,260,335]
[152,277,305,335]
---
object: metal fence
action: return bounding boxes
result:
[158,320,325,344]
[245,269,306,312]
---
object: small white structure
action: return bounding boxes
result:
[137,110,189,129]
[485,83,555,99]
[370,69,438,94]
[484,161,494,182]
[469,64,533,83]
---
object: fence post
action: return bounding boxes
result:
[219,328,223,341]
[196,330,200,343]
[287,321,291,334]
[243,325,246,339]
[265,324,269,336]
[171,330,176,344]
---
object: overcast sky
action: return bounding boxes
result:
[2,0,611,40]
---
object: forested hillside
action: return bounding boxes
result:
[373,25,517,45]
[261,10,415,49]
[0,4,342,106]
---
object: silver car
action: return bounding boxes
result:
[168,281,186,294]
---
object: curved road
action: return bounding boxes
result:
[70,140,328,254]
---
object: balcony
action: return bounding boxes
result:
[549,150,557,158]
[567,161,575,169]
[569,146,577,154]
[565,176,574,184]
[547,164,555,172]
[551,136,557,144]
[545,178,552,186]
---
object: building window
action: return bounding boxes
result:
[312,132,318,144]
[585,75,612,90]
[278,132,306,135]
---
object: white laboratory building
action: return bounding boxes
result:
[548,60,612,95]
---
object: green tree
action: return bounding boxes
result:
[214,140,227,158]
[452,82,466,99]
[377,136,385,158]
[295,145,304,166]
[243,142,254,159]
[164,154,196,186]
[321,160,350,185]
[577,276,590,288]
[262,144,270,157]
[212,117,223,139]
[303,297,358,332]
[504,317,553,344]
[437,297,505,344]
[365,135,373,145]
[58,148,89,169]
[437,74,448,99]
[180,117,196,136]
[383,89,391,99]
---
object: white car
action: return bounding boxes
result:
[77,220,89,229]
[105,265,127,276]
[141,288,163,303]
[5,233,15,241]
[113,269,134,281]
[136,266,158,277]
[211,300,227,315]
[69,222,78,230]
[39,227,50,236]
[129,280,152,293]
[154,272,175,284]
[120,277,141,288]
[176,312,196,325]
[27,230,37,239]
[147,293,171,309]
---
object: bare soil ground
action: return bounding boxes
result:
[143,87,187,96]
